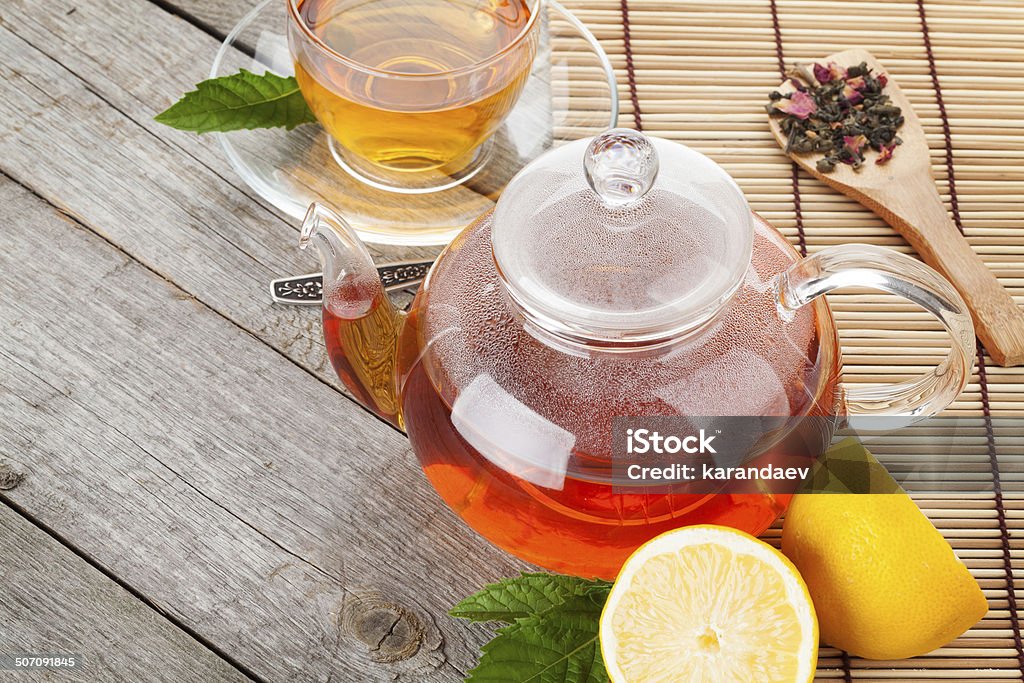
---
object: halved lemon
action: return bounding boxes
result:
[600,525,818,683]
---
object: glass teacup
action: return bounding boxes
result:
[286,0,541,193]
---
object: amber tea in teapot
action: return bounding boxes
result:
[306,130,975,579]
[397,220,843,577]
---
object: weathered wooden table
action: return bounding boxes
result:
[5,0,1024,681]
[0,0,536,680]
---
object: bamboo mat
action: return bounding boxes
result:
[556,0,1024,679]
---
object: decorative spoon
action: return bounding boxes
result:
[769,48,1024,367]
[270,260,434,304]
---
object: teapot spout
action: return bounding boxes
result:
[300,203,404,426]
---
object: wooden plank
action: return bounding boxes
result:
[0,504,250,683]
[0,175,526,681]
[153,0,262,39]
[0,0,435,401]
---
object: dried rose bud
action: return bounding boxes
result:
[773,90,817,119]
[876,143,897,164]
[812,62,833,85]
[828,62,848,81]
[844,75,866,91]
[843,134,869,155]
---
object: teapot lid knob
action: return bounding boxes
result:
[583,129,659,208]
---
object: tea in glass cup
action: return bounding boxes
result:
[287,0,540,191]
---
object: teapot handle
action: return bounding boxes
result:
[776,244,975,426]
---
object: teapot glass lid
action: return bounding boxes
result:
[491,129,754,347]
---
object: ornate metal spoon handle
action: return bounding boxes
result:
[270,273,323,305]
[376,260,433,291]
[270,260,434,305]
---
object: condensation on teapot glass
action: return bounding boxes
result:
[490,128,756,351]
[583,129,659,208]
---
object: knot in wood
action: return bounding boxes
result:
[0,463,26,491]
[341,592,424,663]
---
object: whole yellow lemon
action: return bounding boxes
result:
[783,480,988,660]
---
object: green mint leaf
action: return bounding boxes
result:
[155,69,316,133]
[466,592,609,683]
[451,573,611,624]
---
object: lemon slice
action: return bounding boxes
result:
[600,525,818,683]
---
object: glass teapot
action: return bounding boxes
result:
[301,129,975,579]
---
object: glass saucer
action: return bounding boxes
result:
[210,0,619,246]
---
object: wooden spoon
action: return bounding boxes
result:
[769,48,1024,367]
